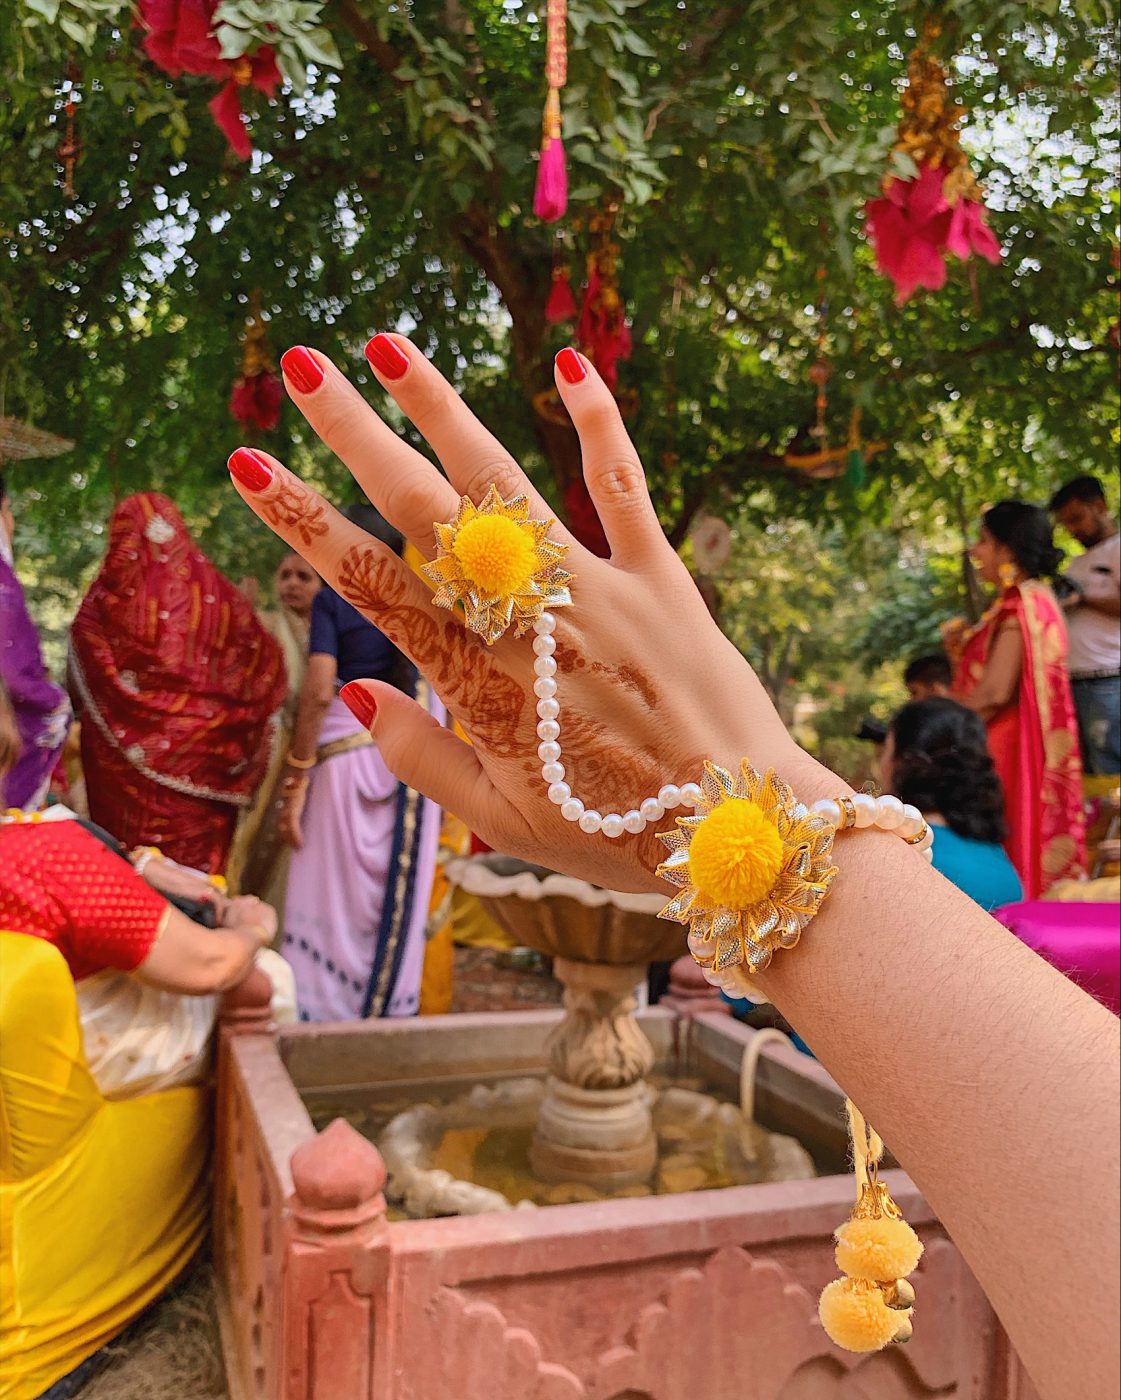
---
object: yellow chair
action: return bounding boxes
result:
[0,932,210,1400]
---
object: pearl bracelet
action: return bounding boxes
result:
[809,793,935,861]
[531,612,703,835]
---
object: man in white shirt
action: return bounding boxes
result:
[1050,475,1121,775]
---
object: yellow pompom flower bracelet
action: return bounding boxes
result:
[429,484,933,1354]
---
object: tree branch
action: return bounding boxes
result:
[334,0,406,79]
[667,486,707,549]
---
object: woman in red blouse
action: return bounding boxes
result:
[0,814,274,991]
[1,673,292,1095]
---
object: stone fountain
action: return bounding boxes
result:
[213,969,1035,1399]
[445,854,688,1190]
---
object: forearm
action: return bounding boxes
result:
[754,754,1120,1400]
[201,926,264,991]
[135,916,265,994]
[287,690,331,763]
[957,690,1004,723]
[287,653,336,765]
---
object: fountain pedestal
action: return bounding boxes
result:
[445,856,688,1190]
[530,958,656,1187]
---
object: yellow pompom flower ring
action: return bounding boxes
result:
[424,485,573,644]
[656,760,838,980]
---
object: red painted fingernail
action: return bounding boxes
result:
[340,682,378,730]
[556,347,587,384]
[228,447,273,492]
[280,346,324,395]
[364,333,410,380]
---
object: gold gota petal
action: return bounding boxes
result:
[655,757,839,984]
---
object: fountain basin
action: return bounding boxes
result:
[214,1002,1038,1400]
[446,854,683,965]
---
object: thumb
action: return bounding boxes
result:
[339,680,505,844]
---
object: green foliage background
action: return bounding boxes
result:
[3,0,1118,773]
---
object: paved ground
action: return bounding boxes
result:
[450,945,564,1013]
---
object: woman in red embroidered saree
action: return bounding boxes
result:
[69,493,286,874]
[952,501,1085,897]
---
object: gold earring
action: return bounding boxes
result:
[998,562,1018,591]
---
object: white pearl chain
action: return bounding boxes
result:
[809,792,935,862]
[532,612,703,836]
[535,611,936,864]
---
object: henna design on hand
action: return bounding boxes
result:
[555,642,659,712]
[261,480,329,548]
[339,545,666,785]
[337,543,528,757]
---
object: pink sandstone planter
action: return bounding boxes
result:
[214,987,1039,1400]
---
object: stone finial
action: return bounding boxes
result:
[291,1118,388,1213]
[661,955,731,1017]
[219,963,273,1026]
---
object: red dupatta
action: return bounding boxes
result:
[955,580,1085,896]
[70,493,286,808]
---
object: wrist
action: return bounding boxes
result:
[774,746,855,806]
[131,845,163,877]
[233,922,273,950]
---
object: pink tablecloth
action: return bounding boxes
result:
[994,901,1121,1015]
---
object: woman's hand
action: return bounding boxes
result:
[228,338,829,894]
[141,855,228,919]
[277,777,308,851]
[223,893,279,944]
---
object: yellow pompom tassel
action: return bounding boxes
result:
[835,1215,924,1282]
[819,1278,910,1353]
[819,1100,922,1353]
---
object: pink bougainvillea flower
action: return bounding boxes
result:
[140,0,281,160]
[865,161,953,305]
[946,197,1003,266]
[139,0,227,79]
[229,370,283,432]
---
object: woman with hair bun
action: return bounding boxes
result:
[882,699,1023,910]
[947,500,1084,895]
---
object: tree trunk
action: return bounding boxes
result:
[454,205,584,499]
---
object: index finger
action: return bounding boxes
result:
[279,345,460,553]
[227,446,463,655]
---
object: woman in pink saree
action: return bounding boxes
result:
[951,501,1085,897]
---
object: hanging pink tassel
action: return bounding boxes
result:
[533,1,568,223]
[545,265,577,323]
[534,87,567,223]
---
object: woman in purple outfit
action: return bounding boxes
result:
[274,502,443,1022]
[0,473,70,809]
